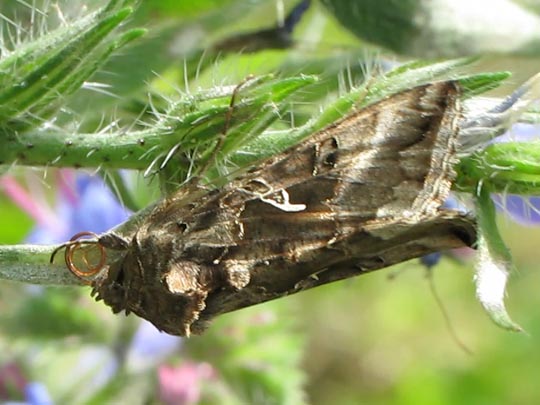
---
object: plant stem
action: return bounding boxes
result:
[0,244,81,285]
[2,128,163,170]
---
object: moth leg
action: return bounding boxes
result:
[294,260,375,292]
[193,75,256,183]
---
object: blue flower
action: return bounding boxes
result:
[420,252,442,269]
[1,170,131,244]
[126,320,183,372]
[492,194,540,226]
[24,382,53,405]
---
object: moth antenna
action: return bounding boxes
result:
[389,257,473,354]
[192,75,256,183]
[426,268,473,356]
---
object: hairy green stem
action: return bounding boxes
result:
[2,129,163,169]
[0,245,80,285]
[456,141,540,194]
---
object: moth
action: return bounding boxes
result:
[56,81,476,336]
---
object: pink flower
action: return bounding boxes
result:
[158,362,215,405]
[0,362,26,400]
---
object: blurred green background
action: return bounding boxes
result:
[2,0,540,404]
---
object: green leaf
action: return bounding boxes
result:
[187,301,307,405]
[0,2,143,128]
[320,0,420,54]
[457,72,512,98]
[474,187,522,332]
[3,288,106,340]
[320,0,540,57]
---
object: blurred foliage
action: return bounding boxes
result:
[321,0,540,57]
[1,0,540,404]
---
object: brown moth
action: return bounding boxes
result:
[65,81,476,336]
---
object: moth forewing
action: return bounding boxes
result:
[89,81,473,336]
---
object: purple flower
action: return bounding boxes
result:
[0,362,26,401]
[492,122,540,144]
[24,382,53,405]
[420,252,442,269]
[0,363,53,405]
[126,320,183,372]
[0,170,131,244]
[492,194,540,226]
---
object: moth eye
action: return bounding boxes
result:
[176,222,188,233]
